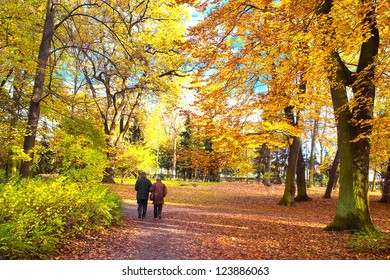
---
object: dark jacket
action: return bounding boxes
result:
[150,181,167,205]
[135,176,152,200]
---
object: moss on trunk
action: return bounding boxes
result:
[325,59,375,232]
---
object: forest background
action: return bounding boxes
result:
[0,0,389,259]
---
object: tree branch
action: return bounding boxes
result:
[158,70,187,78]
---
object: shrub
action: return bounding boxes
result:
[0,177,122,259]
[51,131,109,183]
[115,143,156,182]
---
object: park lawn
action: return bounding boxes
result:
[112,179,388,227]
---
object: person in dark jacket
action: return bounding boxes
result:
[149,177,167,219]
[135,172,152,219]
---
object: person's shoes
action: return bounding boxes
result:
[158,215,161,219]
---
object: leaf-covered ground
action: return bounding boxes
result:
[54,182,390,260]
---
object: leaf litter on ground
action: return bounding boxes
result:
[54,182,390,260]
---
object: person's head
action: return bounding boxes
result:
[156,177,162,181]
[141,172,146,177]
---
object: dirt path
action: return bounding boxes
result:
[56,202,210,260]
[120,203,204,260]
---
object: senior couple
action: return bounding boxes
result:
[135,172,167,220]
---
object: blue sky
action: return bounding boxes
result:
[185,6,205,27]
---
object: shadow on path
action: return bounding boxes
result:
[121,203,204,260]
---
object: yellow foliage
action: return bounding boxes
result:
[183,0,389,170]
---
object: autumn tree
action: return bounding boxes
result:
[0,0,48,178]
[177,113,221,181]
[18,0,58,177]
[161,104,185,179]
[148,102,186,178]
[254,144,272,185]
[77,0,189,183]
[379,160,390,203]
[316,0,380,231]
[371,98,390,203]
[324,149,340,198]
[177,113,196,179]
[0,1,42,178]
[371,31,390,203]
[7,0,189,179]
[184,1,322,201]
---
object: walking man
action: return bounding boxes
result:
[135,172,152,219]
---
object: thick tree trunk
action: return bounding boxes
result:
[102,137,117,184]
[279,104,301,206]
[20,0,56,177]
[278,136,300,206]
[102,165,116,184]
[324,56,375,231]
[325,55,375,231]
[103,128,117,183]
[296,145,311,201]
[319,0,378,232]
[326,127,374,231]
[324,149,340,198]
[379,159,390,203]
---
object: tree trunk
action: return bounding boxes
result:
[20,0,56,177]
[262,144,272,186]
[5,71,23,178]
[173,136,177,179]
[7,101,19,178]
[371,167,377,192]
[308,118,318,188]
[324,56,375,231]
[296,145,311,201]
[379,159,390,203]
[102,136,117,184]
[278,136,300,206]
[103,166,116,183]
[279,105,300,205]
[324,149,340,199]
[318,0,378,232]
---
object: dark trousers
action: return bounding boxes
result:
[154,204,163,218]
[137,199,148,218]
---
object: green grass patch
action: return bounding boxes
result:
[121,178,227,207]
[347,231,390,255]
[123,178,224,187]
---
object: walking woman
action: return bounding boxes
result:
[150,177,168,219]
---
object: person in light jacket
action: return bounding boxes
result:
[149,177,168,219]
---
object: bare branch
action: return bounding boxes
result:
[158,70,187,78]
